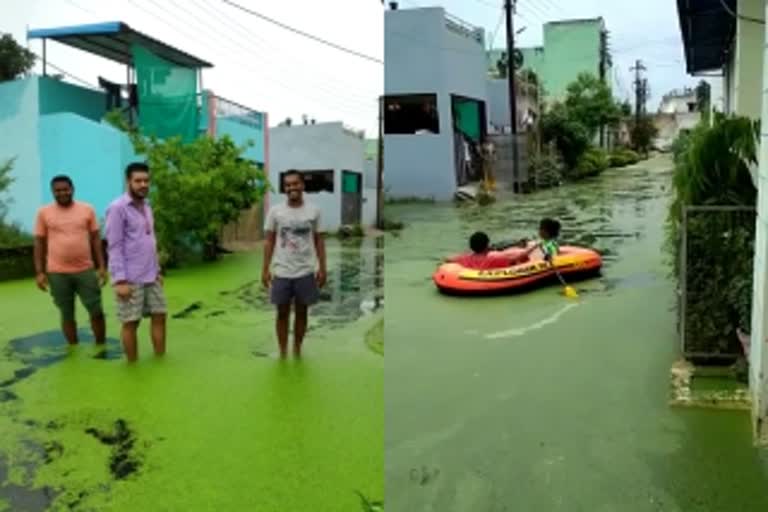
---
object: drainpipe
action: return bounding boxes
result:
[750,0,768,445]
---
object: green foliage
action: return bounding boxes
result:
[629,116,659,154]
[380,218,404,231]
[666,115,759,355]
[620,101,632,118]
[695,80,711,113]
[0,33,36,82]
[540,102,590,170]
[573,148,609,179]
[355,491,383,512]
[0,157,13,218]
[0,158,31,249]
[608,149,640,168]
[529,149,563,189]
[540,74,624,177]
[364,318,383,356]
[563,73,622,138]
[110,109,269,266]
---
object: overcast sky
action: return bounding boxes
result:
[0,0,384,135]
[1,0,715,135]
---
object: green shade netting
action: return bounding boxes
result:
[453,99,481,142]
[342,172,361,193]
[132,44,198,142]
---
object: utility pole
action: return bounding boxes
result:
[630,59,647,125]
[598,30,608,148]
[504,0,519,193]
[376,95,384,230]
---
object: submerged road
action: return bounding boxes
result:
[384,155,768,511]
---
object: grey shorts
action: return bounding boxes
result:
[270,274,319,306]
[48,270,103,322]
[116,282,167,323]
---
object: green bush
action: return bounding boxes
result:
[666,114,759,356]
[540,103,590,169]
[529,150,563,189]
[573,148,609,179]
[609,149,640,168]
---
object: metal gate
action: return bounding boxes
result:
[679,205,755,360]
[341,170,362,226]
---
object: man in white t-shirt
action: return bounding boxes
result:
[262,170,327,358]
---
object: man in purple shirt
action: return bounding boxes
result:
[105,162,167,363]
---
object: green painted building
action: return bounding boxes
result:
[487,17,609,102]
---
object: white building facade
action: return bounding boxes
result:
[384,6,489,200]
[268,122,376,232]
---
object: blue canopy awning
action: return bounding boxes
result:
[27,21,213,69]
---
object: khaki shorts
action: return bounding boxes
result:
[115,282,167,323]
[48,270,103,322]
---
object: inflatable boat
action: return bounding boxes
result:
[433,243,602,295]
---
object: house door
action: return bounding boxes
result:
[341,170,363,226]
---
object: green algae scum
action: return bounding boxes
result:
[0,239,383,511]
[385,156,768,511]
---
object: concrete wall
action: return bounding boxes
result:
[216,115,266,164]
[38,113,136,225]
[734,0,764,118]
[0,78,41,233]
[487,78,538,132]
[384,7,488,200]
[542,19,603,101]
[269,122,367,231]
[749,0,768,444]
[38,77,106,122]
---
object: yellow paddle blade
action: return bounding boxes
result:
[563,286,579,299]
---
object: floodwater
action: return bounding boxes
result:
[384,155,768,511]
[0,238,383,511]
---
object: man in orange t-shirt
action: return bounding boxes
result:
[33,175,107,345]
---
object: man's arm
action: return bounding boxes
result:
[313,210,327,286]
[261,208,277,286]
[314,231,326,272]
[32,211,48,290]
[33,236,46,275]
[104,206,127,284]
[88,208,106,277]
[262,230,276,275]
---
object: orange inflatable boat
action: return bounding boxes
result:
[433,243,603,295]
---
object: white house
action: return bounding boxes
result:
[384,5,489,200]
[658,88,698,114]
[268,121,376,232]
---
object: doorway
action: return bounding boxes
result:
[451,94,487,186]
[341,170,363,226]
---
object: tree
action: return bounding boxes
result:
[563,73,622,138]
[541,102,591,170]
[0,157,29,247]
[620,100,632,118]
[629,116,659,155]
[0,34,36,82]
[496,52,508,79]
[0,158,14,220]
[695,80,711,113]
[107,111,269,266]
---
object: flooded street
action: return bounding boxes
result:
[384,155,768,511]
[0,239,382,511]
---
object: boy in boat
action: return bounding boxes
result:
[445,231,516,270]
[515,218,561,263]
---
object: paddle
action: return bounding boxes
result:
[551,263,579,299]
